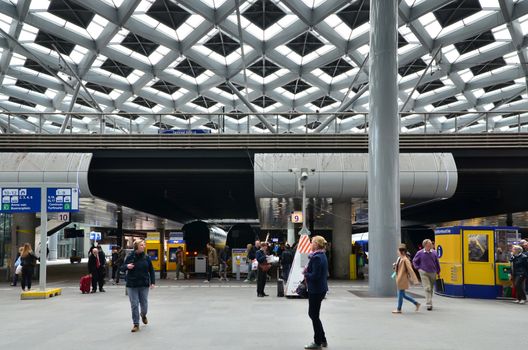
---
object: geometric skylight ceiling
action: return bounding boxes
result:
[0,0,525,134]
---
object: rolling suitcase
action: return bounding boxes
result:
[80,274,92,294]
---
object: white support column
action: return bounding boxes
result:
[368,0,401,297]
[287,219,295,246]
[39,187,47,291]
[332,201,352,280]
[48,232,58,261]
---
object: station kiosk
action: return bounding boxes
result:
[435,226,519,299]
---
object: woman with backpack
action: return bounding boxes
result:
[122,240,155,332]
[20,243,37,292]
[393,243,421,314]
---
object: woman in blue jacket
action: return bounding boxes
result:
[122,240,155,332]
[303,235,329,350]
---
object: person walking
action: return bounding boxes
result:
[175,247,186,280]
[123,240,155,332]
[244,243,256,282]
[280,244,294,282]
[205,242,218,283]
[256,242,270,297]
[20,243,37,292]
[111,247,119,284]
[393,244,421,314]
[303,236,329,350]
[115,246,126,285]
[219,245,230,281]
[88,247,106,293]
[412,239,441,311]
[510,245,528,304]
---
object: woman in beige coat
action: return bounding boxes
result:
[393,244,421,314]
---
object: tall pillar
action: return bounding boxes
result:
[287,220,295,246]
[332,201,352,279]
[48,232,58,261]
[368,0,400,296]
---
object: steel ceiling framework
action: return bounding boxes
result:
[0,0,526,134]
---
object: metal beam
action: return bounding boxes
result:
[314,84,369,132]
[226,80,277,133]
[60,83,81,134]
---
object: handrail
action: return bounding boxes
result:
[1,111,528,135]
[1,133,528,150]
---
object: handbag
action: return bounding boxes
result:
[15,265,23,275]
[259,262,271,272]
[251,260,258,271]
[295,280,308,298]
[434,277,445,293]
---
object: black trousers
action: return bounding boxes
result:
[308,292,327,345]
[257,268,267,295]
[91,269,105,291]
[206,265,213,281]
[21,267,34,290]
[515,275,526,301]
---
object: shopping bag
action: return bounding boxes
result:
[434,277,445,293]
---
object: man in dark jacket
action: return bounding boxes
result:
[281,245,294,282]
[88,247,106,293]
[256,242,269,297]
[511,245,528,304]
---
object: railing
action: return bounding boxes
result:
[1,111,528,134]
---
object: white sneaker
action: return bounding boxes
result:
[520,300,526,304]
[243,279,249,282]
[513,300,520,303]
[203,280,209,283]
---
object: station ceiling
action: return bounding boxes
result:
[0,0,527,134]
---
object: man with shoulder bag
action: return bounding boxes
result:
[256,242,271,297]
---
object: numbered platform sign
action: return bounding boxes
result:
[291,211,303,223]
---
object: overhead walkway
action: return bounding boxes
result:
[2,133,528,151]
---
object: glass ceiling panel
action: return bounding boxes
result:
[0,0,523,133]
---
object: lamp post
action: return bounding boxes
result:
[298,168,311,236]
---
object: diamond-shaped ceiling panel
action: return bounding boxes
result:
[0,0,524,135]
[244,0,286,30]
[48,0,95,29]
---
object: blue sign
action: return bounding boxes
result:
[0,188,41,213]
[437,245,443,258]
[47,187,79,212]
[159,129,211,134]
[89,231,101,241]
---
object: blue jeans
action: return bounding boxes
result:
[397,289,417,310]
[127,287,149,325]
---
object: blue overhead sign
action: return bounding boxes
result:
[47,187,80,212]
[159,129,211,134]
[0,188,41,213]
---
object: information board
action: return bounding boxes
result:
[0,188,41,213]
[47,187,79,212]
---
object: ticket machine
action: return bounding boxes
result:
[435,226,519,299]
[145,232,162,272]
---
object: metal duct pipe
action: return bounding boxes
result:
[254,153,457,200]
[0,153,93,196]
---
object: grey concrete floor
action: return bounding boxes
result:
[0,275,525,350]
